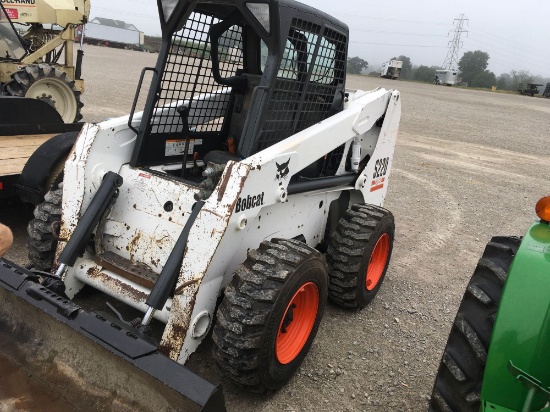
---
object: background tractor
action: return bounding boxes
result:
[430,196,550,411]
[0,0,401,409]
[0,0,89,204]
[0,0,89,123]
[517,83,543,97]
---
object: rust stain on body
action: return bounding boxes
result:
[126,232,142,256]
[173,279,199,296]
[217,163,235,202]
[203,209,224,220]
[86,267,148,302]
[159,164,251,362]
[158,323,187,357]
[160,285,199,360]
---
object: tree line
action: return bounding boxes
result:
[346,52,550,90]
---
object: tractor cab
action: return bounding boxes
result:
[130,0,349,184]
[0,4,27,61]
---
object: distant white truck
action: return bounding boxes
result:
[84,18,144,48]
[380,60,403,79]
[434,69,458,86]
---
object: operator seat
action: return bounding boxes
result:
[203,73,262,164]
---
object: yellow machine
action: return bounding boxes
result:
[0,0,90,122]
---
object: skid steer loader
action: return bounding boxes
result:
[0,0,401,410]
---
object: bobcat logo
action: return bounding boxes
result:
[275,158,290,181]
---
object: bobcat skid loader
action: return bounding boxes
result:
[0,0,401,410]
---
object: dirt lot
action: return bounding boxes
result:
[1,45,550,411]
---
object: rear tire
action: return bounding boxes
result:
[27,185,63,270]
[429,236,521,411]
[5,64,83,122]
[212,238,328,392]
[326,204,395,309]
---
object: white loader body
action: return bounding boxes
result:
[58,86,401,363]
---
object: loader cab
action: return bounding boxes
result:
[130,0,348,178]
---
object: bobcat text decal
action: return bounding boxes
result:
[235,192,265,213]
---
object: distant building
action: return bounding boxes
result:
[90,17,140,32]
[84,17,144,48]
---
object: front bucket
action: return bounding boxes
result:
[0,259,226,411]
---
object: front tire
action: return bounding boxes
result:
[326,204,395,309]
[429,236,521,411]
[27,185,63,270]
[212,238,328,392]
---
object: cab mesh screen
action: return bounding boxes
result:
[151,11,244,135]
[255,19,347,153]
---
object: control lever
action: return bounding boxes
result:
[177,105,191,178]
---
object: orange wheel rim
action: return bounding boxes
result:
[365,233,390,291]
[276,282,319,365]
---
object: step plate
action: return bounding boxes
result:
[95,251,159,289]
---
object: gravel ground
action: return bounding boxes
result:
[2,45,550,411]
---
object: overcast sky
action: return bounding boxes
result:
[90,0,550,78]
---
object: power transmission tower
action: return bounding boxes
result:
[442,14,468,70]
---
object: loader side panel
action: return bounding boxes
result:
[99,165,198,274]
[168,89,400,361]
[61,121,138,243]
[353,90,401,206]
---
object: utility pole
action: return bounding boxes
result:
[443,14,468,70]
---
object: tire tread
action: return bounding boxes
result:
[326,203,394,308]
[213,238,326,392]
[27,187,62,270]
[5,64,83,121]
[429,236,521,411]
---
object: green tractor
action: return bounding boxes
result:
[430,196,550,412]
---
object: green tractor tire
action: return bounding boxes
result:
[429,236,520,411]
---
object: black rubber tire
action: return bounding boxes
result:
[27,185,63,270]
[5,64,83,122]
[326,203,395,309]
[212,238,328,392]
[429,236,521,412]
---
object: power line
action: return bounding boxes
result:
[467,30,545,61]
[466,35,550,77]
[350,40,445,48]
[350,28,448,38]
[93,7,155,19]
[488,56,547,77]
[442,14,468,70]
[465,39,548,76]
[329,11,449,26]
[465,37,550,69]
[469,27,541,56]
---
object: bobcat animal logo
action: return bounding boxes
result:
[275,158,290,181]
